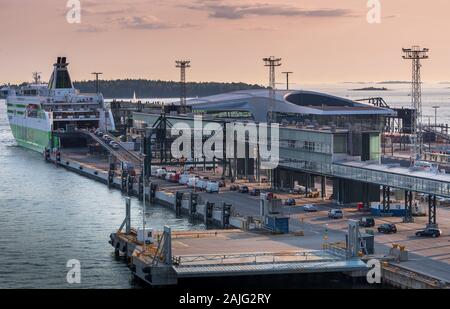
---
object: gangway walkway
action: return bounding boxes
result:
[79,130,143,165]
[423,125,450,143]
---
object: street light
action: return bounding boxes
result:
[91,72,103,93]
[432,106,440,128]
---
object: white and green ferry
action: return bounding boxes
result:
[5,57,115,153]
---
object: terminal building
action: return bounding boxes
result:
[186,90,395,204]
[132,89,450,226]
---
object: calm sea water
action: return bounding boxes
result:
[0,100,202,288]
[0,84,448,289]
[301,82,450,124]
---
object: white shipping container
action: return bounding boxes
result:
[196,179,206,190]
[188,177,198,188]
[206,181,219,193]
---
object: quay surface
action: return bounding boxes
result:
[110,227,367,286]
[46,147,450,288]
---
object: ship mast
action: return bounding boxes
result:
[32,72,42,84]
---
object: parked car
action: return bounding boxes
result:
[112,143,120,150]
[265,192,275,200]
[303,204,318,212]
[359,217,375,228]
[165,172,177,182]
[306,188,320,198]
[328,209,343,219]
[156,168,167,179]
[293,185,306,195]
[169,173,180,183]
[239,186,249,194]
[230,184,239,191]
[378,223,397,234]
[285,198,296,206]
[250,188,261,196]
[416,228,442,238]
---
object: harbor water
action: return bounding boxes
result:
[0,100,202,288]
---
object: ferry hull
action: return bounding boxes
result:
[9,123,51,153]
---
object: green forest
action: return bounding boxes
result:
[72,79,265,99]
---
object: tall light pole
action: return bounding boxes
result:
[402,46,429,164]
[141,154,147,253]
[91,72,103,93]
[263,56,282,123]
[282,72,293,90]
[432,106,440,129]
[176,60,191,114]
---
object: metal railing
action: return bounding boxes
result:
[173,251,339,267]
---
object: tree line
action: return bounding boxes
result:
[73,79,265,98]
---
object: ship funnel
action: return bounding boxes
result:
[49,57,73,90]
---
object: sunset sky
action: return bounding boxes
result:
[1,0,450,85]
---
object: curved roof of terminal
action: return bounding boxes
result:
[187,89,396,122]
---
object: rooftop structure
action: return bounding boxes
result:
[187,89,396,123]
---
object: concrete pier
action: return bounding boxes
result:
[110,227,368,287]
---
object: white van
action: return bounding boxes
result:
[206,181,219,193]
[328,209,344,219]
[156,168,167,178]
[196,179,207,190]
[179,173,191,185]
[188,177,199,188]
[150,166,159,176]
[165,171,176,181]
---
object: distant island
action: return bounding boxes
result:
[350,87,389,91]
[73,79,265,99]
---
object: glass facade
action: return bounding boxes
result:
[132,112,450,197]
[369,134,381,161]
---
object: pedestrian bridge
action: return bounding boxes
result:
[280,160,450,198]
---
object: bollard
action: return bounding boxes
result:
[175,192,183,217]
[127,175,133,196]
[138,175,144,200]
[222,203,232,228]
[108,170,115,188]
[189,192,198,216]
[205,202,214,226]
[149,183,157,203]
